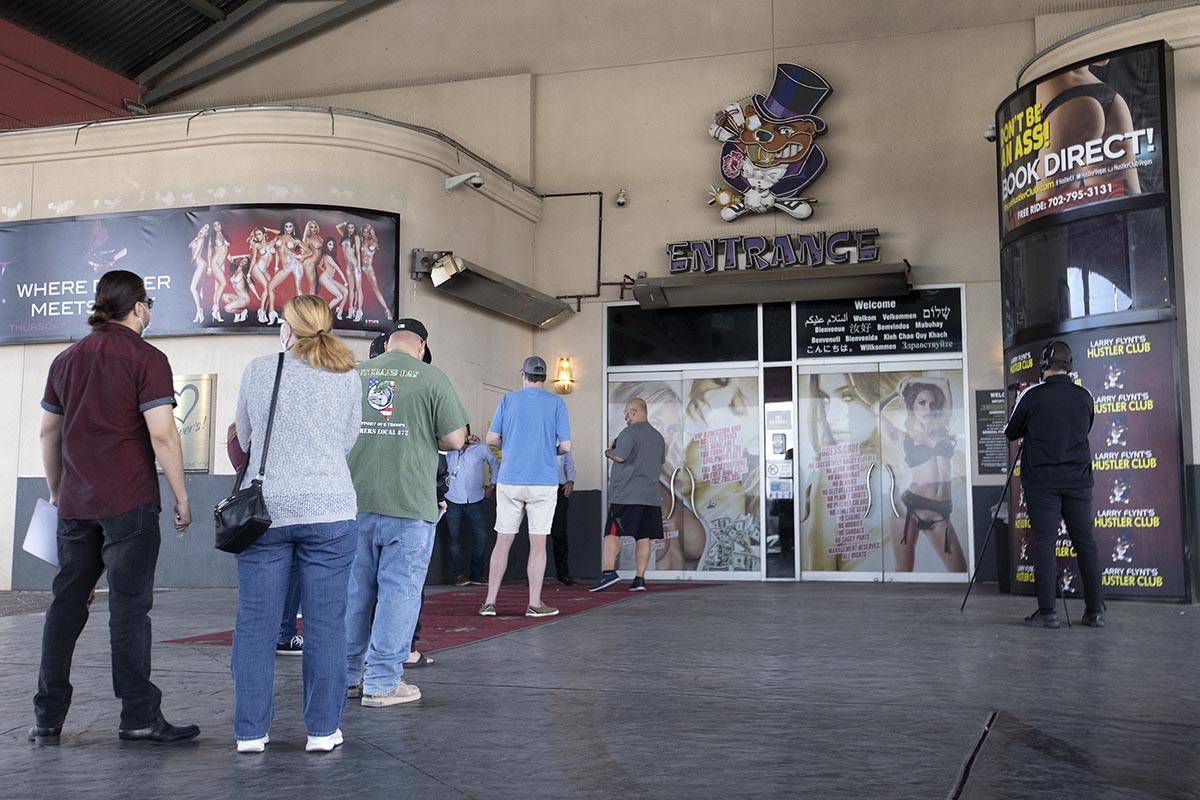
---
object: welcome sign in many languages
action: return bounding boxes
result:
[1004,321,1185,599]
[795,287,963,357]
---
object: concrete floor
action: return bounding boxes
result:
[1,583,1197,800]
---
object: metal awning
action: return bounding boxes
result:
[631,261,912,309]
[411,250,574,329]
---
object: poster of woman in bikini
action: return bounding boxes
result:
[0,204,398,344]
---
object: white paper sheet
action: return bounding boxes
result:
[22,498,59,568]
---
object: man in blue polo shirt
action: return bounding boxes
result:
[479,356,571,618]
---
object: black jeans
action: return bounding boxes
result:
[35,503,163,730]
[1026,486,1102,614]
[550,486,571,579]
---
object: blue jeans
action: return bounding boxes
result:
[446,500,488,581]
[232,520,357,739]
[277,557,302,643]
[345,514,435,694]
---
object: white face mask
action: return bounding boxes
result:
[279,322,292,351]
[138,302,151,335]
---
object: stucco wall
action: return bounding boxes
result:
[0,108,539,588]
[529,21,1032,489]
[7,1,1197,587]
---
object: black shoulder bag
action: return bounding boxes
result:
[215,353,284,554]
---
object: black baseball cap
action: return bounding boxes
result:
[370,318,432,363]
[522,355,547,379]
[393,317,429,340]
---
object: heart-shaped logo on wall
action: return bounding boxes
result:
[175,383,200,425]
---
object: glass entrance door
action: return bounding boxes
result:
[606,369,761,577]
[796,361,971,582]
[796,364,885,579]
[877,362,970,580]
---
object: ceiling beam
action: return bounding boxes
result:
[136,0,276,87]
[177,0,227,22]
[142,0,394,106]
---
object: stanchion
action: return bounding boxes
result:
[960,443,1022,612]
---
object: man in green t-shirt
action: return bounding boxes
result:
[345,319,468,708]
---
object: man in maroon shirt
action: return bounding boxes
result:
[30,270,199,746]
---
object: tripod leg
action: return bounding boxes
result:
[1059,569,1072,627]
[960,444,1022,612]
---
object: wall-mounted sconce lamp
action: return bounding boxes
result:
[554,356,575,394]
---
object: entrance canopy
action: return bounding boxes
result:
[632,261,911,309]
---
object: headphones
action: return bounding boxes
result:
[1040,340,1070,376]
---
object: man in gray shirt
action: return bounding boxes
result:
[589,397,666,592]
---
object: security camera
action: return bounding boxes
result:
[614,188,628,207]
[445,172,484,191]
[983,123,997,143]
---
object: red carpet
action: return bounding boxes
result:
[164,582,714,653]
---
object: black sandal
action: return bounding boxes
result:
[404,653,434,668]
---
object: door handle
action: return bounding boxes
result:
[666,467,682,519]
[885,464,901,518]
[685,467,698,515]
[861,462,875,520]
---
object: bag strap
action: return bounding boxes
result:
[254,352,286,482]
[229,437,253,494]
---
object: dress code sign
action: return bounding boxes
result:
[975,390,1010,475]
[796,288,962,357]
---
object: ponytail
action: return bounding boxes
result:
[88,300,114,327]
[88,270,146,329]
[283,294,356,373]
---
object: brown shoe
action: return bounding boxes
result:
[525,605,559,618]
[361,680,421,707]
[454,576,471,587]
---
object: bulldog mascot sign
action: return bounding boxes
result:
[708,64,831,222]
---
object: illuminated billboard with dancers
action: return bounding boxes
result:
[0,204,398,344]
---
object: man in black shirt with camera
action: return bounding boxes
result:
[1005,341,1105,629]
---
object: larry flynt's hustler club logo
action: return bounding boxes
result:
[707,64,831,222]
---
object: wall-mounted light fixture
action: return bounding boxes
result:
[553,356,575,394]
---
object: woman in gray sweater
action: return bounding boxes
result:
[231,294,362,754]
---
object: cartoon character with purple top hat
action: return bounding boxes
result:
[708,64,831,222]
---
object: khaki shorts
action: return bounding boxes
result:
[495,483,558,535]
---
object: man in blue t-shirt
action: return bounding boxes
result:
[480,356,572,619]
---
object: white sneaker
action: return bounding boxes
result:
[305,728,343,753]
[361,680,421,707]
[236,733,269,753]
